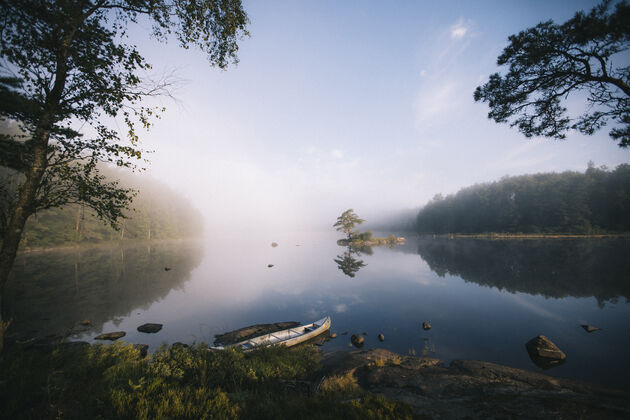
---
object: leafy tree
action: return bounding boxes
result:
[0,0,248,350]
[333,209,365,240]
[474,0,630,147]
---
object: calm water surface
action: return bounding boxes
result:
[6,233,630,388]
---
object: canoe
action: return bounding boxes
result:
[211,316,331,351]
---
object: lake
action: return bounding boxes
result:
[5,233,630,389]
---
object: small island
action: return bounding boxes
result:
[334,209,405,247]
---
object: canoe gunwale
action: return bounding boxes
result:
[210,316,330,351]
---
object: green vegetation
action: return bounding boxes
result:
[15,169,203,249]
[0,342,413,419]
[416,163,630,234]
[0,0,248,351]
[333,209,365,241]
[474,1,630,147]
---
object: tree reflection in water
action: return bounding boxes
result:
[334,245,372,278]
[4,241,203,340]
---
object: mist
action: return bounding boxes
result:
[126,0,626,237]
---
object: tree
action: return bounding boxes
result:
[474,0,630,147]
[0,0,248,351]
[333,209,365,240]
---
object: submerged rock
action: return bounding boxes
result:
[137,323,163,334]
[422,322,431,331]
[525,335,566,370]
[267,264,274,268]
[164,267,171,271]
[271,242,278,247]
[351,334,365,348]
[581,324,601,333]
[94,331,126,341]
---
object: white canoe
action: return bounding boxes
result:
[211,316,331,351]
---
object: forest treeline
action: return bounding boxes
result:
[1,168,203,248]
[415,163,630,234]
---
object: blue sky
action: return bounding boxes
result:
[127,1,629,232]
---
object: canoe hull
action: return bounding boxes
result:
[212,316,331,351]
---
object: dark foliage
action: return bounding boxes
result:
[474,0,630,147]
[416,163,630,234]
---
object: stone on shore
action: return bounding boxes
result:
[94,331,126,341]
[137,323,163,333]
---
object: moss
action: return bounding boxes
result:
[0,342,415,419]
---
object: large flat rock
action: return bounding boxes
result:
[320,349,630,419]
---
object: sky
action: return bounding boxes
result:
[123,0,629,233]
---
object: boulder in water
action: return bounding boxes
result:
[137,323,163,333]
[95,331,126,341]
[525,335,566,370]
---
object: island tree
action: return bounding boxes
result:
[474,0,630,147]
[0,0,248,351]
[333,209,365,241]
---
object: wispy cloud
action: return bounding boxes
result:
[331,149,344,159]
[450,18,471,40]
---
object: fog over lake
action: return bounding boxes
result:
[6,234,630,388]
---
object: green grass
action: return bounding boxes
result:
[0,342,415,419]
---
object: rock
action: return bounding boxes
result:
[378,333,385,342]
[271,242,278,247]
[351,334,365,348]
[422,322,431,330]
[94,331,126,341]
[323,349,630,419]
[330,333,337,339]
[342,331,348,335]
[134,344,149,358]
[525,335,566,370]
[172,342,189,349]
[79,319,91,326]
[581,324,601,333]
[164,267,171,271]
[267,264,274,268]
[363,332,368,336]
[137,323,163,333]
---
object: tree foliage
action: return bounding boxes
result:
[474,0,630,147]
[0,0,248,292]
[416,163,630,234]
[333,209,365,240]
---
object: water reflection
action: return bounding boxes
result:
[4,240,203,339]
[334,246,370,277]
[414,237,630,304]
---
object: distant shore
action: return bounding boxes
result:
[16,237,201,255]
[418,232,630,239]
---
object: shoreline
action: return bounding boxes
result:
[4,339,629,418]
[417,232,630,239]
[15,237,202,255]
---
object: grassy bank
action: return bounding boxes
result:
[0,342,413,419]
